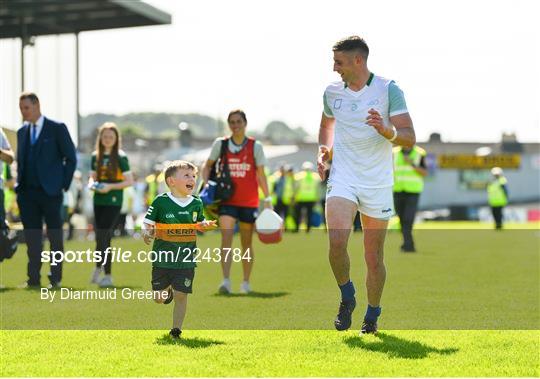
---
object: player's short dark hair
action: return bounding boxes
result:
[333,36,369,59]
[19,92,40,104]
[227,109,247,123]
[164,160,198,182]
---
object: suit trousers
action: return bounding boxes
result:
[17,188,64,285]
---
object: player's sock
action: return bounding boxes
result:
[364,304,381,323]
[338,280,355,302]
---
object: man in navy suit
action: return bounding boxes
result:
[17,92,77,288]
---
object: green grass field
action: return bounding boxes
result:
[1,223,539,376]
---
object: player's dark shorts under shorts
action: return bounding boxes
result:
[151,267,195,293]
[219,205,259,224]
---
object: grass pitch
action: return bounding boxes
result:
[1,330,538,377]
[1,223,539,376]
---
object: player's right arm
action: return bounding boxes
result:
[318,113,335,180]
[143,198,159,245]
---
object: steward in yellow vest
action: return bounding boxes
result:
[269,165,289,222]
[393,145,427,252]
[293,162,320,233]
[487,167,508,229]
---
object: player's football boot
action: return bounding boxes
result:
[334,297,356,331]
[360,320,378,334]
[169,328,181,339]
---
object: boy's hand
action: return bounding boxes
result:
[197,220,218,231]
[143,224,155,245]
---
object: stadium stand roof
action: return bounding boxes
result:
[0,0,171,144]
[0,0,171,39]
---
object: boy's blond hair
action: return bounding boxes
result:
[163,160,198,186]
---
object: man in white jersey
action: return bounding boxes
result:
[318,36,416,334]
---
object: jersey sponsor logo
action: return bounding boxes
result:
[228,157,252,178]
[177,211,189,215]
[333,99,342,110]
[382,208,392,214]
[184,278,192,287]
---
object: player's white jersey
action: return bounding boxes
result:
[323,74,408,188]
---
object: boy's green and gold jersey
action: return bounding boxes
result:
[144,193,205,269]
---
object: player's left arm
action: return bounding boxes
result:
[389,113,416,148]
[366,81,416,148]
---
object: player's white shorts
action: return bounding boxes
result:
[326,182,394,220]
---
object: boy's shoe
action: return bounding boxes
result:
[169,328,182,339]
[218,280,231,294]
[98,275,113,288]
[360,320,378,334]
[334,297,356,331]
[90,267,103,284]
[240,281,251,294]
[163,288,173,304]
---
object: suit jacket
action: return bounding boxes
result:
[16,117,77,196]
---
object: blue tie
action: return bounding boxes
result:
[31,124,37,145]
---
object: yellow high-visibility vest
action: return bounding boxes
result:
[294,171,319,202]
[146,173,165,203]
[393,146,426,193]
[487,177,508,207]
[282,174,295,206]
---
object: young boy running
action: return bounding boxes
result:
[143,160,216,339]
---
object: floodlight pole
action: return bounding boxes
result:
[20,17,26,92]
[75,32,80,147]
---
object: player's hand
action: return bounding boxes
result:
[366,108,393,139]
[197,219,218,231]
[317,145,330,180]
